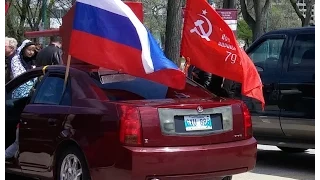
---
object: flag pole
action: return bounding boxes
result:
[63,55,71,91]
[183,57,191,75]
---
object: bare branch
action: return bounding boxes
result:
[303,0,314,26]
[262,0,271,16]
[289,0,305,22]
[240,0,255,28]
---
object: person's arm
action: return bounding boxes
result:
[202,72,212,89]
[221,79,235,98]
[11,55,26,78]
[58,49,63,65]
[53,48,63,65]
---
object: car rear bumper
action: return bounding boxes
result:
[90,137,257,180]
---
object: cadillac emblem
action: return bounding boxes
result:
[197,106,204,113]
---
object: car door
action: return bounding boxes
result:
[6,70,44,148]
[278,33,315,145]
[19,72,72,176]
[5,70,44,172]
[244,34,288,138]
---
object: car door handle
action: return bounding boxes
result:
[264,83,275,92]
[48,118,57,126]
[20,119,27,125]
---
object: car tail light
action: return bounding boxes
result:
[241,103,252,139]
[118,105,142,146]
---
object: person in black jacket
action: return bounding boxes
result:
[36,36,63,66]
[191,67,235,98]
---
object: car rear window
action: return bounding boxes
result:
[91,73,214,101]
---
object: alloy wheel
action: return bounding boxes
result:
[60,154,83,180]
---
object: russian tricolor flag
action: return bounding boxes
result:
[69,0,186,89]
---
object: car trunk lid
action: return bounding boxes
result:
[119,98,246,147]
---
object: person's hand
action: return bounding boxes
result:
[192,72,200,80]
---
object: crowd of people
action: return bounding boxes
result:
[5,36,63,84]
[5,35,63,160]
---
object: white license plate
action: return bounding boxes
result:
[184,115,212,131]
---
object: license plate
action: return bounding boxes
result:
[184,115,212,131]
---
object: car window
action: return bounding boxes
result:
[33,75,71,105]
[288,34,315,72]
[92,73,213,101]
[249,38,285,72]
[7,76,43,100]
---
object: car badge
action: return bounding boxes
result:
[197,106,204,113]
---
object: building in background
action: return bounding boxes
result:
[49,1,71,28]
[297,0,315,24]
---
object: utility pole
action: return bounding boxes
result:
[42,0,48,30]
[40,0,48,45]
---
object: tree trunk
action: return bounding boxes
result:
[253,19,264,40]
[240,0,270,41]
[303,0,314,26]
[223,0,236,9]
[252,0,266,40]
[164,0,185,64]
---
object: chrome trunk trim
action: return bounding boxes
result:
[158,105,233,136]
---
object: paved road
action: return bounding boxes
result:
[6,145,315,180]
[234,145,315,180]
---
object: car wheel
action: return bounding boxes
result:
[56,146,90,180]
[277,147,307,153]
[222,176,232,180]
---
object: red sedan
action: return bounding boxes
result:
[5,66,257,180]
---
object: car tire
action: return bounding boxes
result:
[56,146,91,180]
[277,147,307,153]
[222,176,232,180]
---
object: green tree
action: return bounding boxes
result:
[237,19,252,47]
[6,0,50,42]
[268,1,300,31]
[240,0,271,41]
[143,0,167,48]
[5,0,72,42]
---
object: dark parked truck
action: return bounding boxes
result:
[236,26,315,152]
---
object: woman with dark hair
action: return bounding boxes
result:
[10,39,37,98]
[11,40,37,76]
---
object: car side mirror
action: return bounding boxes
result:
[255,66,264,72]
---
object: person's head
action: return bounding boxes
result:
[5,37,18,57]
[35,43,42,53]
[50,36,62,48]
[21,42,36,59]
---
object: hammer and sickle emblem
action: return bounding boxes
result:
[190,14,213,41]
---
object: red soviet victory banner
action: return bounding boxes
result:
[181,0,265,107]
